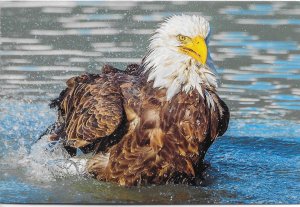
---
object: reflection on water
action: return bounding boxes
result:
[0,1,299,204]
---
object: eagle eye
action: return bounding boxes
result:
[177,34,188,42]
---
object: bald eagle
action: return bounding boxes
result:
[45,15,230,186]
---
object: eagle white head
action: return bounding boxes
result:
[143,15,218,101]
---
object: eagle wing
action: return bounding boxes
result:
[45,64,141,154]
[60,74,124,149]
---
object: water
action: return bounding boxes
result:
[0,1,300,204]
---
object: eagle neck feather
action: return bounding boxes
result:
[142,49,218,108]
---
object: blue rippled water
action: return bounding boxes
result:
[0,1,299,204]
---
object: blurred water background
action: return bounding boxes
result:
[0,1,299,204]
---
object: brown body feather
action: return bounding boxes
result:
[47,64,229,186]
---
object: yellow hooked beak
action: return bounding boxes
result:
[178,36,207,65]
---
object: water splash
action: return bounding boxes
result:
[3,135,88,183]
